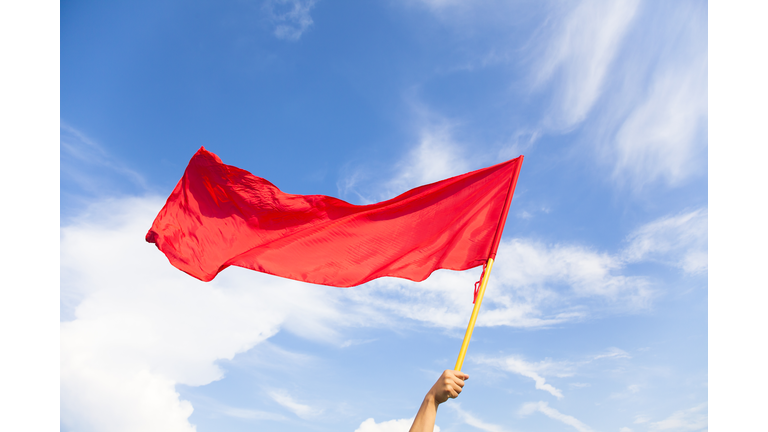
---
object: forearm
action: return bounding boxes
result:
[409,392,438,432]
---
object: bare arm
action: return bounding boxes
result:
[409,370,469,432]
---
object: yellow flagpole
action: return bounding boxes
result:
[454,257,494,371]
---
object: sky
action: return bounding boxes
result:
[55,1,713,431]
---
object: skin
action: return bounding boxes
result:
[409,370,469,432]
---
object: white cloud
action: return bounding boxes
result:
[620,428,633,432]
[268,389,323,419]
[349,236,653,332]
[534,0,640,129]
[622,208,708,274]
[264,0,317,41]
[650,403,707,431]
[60,123,147,196]
[354,417,439,432]
[477,356,567,398]
[493,239,650,302]
[60,196,359,431]
[58,195,688,430]
[611,55,707,189]
[385,123,470,198]
[478,348,629,398]
[449,403,507,432]
[337,118,471,205]
[519,401,595,432]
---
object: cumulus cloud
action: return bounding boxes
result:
[622,208,708,274]
[533,0,640,129]
[264,0,317,41]
[519,401,595,432]
[355,417,439,432]
[60,196,361,431]
[650,403,707,431]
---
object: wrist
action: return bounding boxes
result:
[424,391,439,409]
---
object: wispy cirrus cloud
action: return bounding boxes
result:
[60,123,147,196]
[610,52,707,190]
[532,0,641,130]
[583,1,707,190]
[476,347,629,398]
[519,401,595,432]
[268,389,323,419]
[622,208,708,274]
[477,356,570,398]
[449,403,507,432]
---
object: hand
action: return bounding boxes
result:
[409,370,470,432]
[427,370,469,406]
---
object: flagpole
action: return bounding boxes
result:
[454,155,523,372]
[454,257,494,370]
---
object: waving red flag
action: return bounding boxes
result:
[146,148,523,286]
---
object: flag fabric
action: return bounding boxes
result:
[146,147,523,286]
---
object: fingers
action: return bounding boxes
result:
[431,370,470,405]
[445,370,469,381]
[441,370,468,399]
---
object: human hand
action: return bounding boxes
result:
[427,370,469,405]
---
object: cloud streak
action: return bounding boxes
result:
[477,347,629,398]
[533,0,640,129]
[520,401,594,432]
[60,123,147,197]
[611,54,707,189]
[478,356,568,398]
[449,404,507,432]
[268,389,323,419]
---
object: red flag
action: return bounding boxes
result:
[146,148,523,286]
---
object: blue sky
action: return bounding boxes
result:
[58,1,709,431]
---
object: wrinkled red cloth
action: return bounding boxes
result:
[146,148,523,286]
